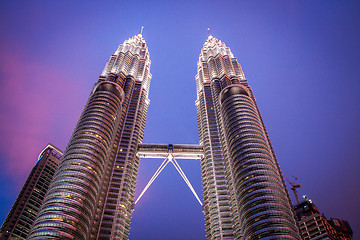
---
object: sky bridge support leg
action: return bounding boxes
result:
[134,154,203,207]
[169,155,203,206]
[135,156,169,204]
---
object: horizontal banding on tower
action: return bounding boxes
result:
[93,81,125,101]
[29,80,124,240]
[219,86,299,239]
[219,85,249,104]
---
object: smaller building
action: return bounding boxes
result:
[0,144,62,240]
[294,198,353,240]
[328,218,353,240]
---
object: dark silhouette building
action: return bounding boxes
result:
[0,144,62,240]
[328,218,353,240]
[294,197,353,240]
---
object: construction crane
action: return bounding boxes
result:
[283,175,301,205]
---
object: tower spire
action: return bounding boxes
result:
[140,26,144,35]
[208,28,211,37]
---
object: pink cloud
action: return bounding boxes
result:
[0,49,82,186]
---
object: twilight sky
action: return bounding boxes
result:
[1,0,360,239]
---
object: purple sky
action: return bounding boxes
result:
[1,1,360,239]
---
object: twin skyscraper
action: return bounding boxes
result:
[23,32,301,239]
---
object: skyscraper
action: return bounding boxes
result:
[195,34,301,239]
[29,32,151,239]
[293,196,353,239]
[0,144,62,240]
[24,31,301,239]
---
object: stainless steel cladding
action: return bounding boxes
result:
[196,35,301,239]
[29,82,124,239]
[29,32,151,240]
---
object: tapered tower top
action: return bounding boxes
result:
[101,32,151,87]
[115,33,148,55]
[195,32,245,86]
[200,33,235,61]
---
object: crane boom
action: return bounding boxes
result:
[283,175,301,205]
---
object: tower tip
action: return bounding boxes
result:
[208,28,211,37]
[140,26,144,35]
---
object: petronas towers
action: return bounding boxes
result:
[25,32,300,239]
[29,33,151,239]
[196,35,300,239]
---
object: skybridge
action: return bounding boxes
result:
[135,143,204,206]
[137,143,204,159]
